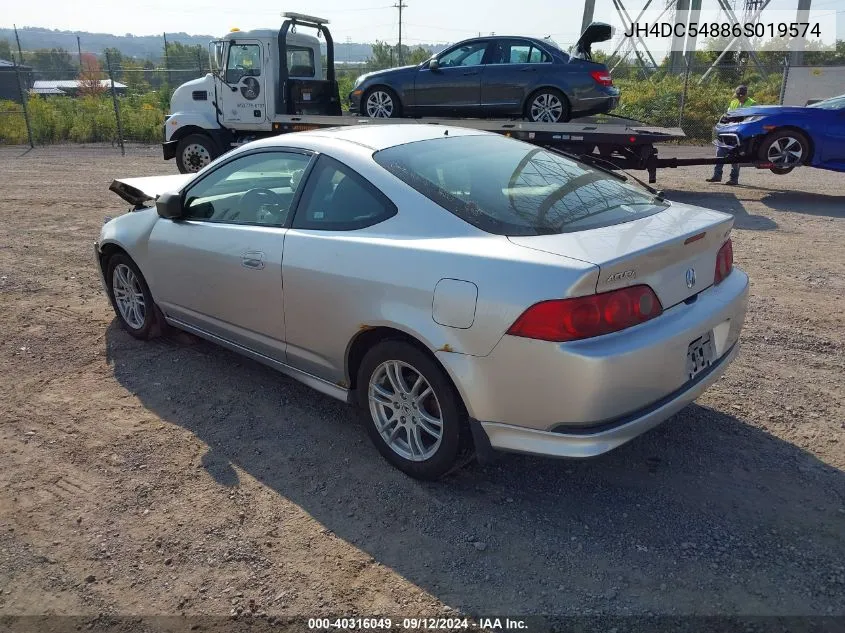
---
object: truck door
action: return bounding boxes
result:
[219,40,268,128]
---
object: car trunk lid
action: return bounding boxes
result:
[508,201,734,308]
[571,22,614,61]
[109,174,195,208]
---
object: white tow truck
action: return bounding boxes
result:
[163,13,690,182]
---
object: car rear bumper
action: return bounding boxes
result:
[439,267,748,455]
[478,339,738,458]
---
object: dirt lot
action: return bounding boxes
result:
[0,143,844,629]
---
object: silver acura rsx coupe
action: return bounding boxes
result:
[96,124,748,480]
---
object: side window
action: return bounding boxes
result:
[287,46,315,77]
[183,151,311,227]
[509,44,532,64]
[528,46,551,63]
[438,41,489,68]
[292,155,397,231]
[226,43,261,84]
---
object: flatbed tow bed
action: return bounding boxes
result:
[266,114,762,184]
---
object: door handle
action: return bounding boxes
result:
[241,251,265,270]
[520,67,537,72]
[462,71,478,76]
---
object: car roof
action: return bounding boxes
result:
[250,123,492,152]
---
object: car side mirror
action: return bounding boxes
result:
[156,192,184,220]
[429,58,440,71]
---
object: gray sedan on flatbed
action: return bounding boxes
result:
[97,124,748,479]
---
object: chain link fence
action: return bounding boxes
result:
[2,42,843,150]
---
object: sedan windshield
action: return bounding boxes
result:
[373,135,667,236]
[808,94,845,110]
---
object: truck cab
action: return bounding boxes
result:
[163,13,341,173]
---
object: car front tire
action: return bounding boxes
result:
[356,341,470,480]
[757,129,809,170]
[362,87,402,119]
[106,253,163,340]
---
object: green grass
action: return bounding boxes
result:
[0,73,784,146]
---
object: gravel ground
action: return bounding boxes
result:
[0,143,843,630]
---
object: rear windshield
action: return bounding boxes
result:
[373,135,667,236]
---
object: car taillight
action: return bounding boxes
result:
[506,285,663,342]
[590,70,613,87]
[714,239,733,285]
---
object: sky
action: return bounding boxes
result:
[3,0,843,50]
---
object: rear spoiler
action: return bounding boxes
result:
[109,174,196,208]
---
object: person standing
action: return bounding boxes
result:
[707,85,757,186]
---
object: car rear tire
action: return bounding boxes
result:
[106,253,163,340]
[362,87,402,119]
[175,133,218,174]
[525,88,571,123]
[356,341,470,480]
[757,129,809,170]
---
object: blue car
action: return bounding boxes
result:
[713,93,845,174]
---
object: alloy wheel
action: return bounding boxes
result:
[112,263,146,330]
[368,360,443,462]
[365,91,395,118]
[766,136,804,167]
[530,93,563,123]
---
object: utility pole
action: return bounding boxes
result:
[581,0,596,34]
[77,35,83,69]
[163,32,170,86]
[13,24,25,65]
[394,0,407,65]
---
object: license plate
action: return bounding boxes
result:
[686,333,715,381]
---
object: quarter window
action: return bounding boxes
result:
[183,151,311,227]
[292,155,397,231]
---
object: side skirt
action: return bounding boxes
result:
[166,317,352,404]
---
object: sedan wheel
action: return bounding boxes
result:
[106,253,162,340]
[357,341,470,479]
[528,90,569,123]
[766,136,804,167]
[758,130,809,169]
[364,89,398,118]
[112,263,146,330]
[369,360,444,462]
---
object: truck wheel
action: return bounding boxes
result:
[363,87,402,119]
[176,134,218,174]
[757,129,809,170]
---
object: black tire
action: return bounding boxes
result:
[757,129,810,170]
[525,88,571,123]
[361,86,403,119]
[769,166,795,175]
[106,253,163,340]
[356,341,471,480]
[175,133,219,174]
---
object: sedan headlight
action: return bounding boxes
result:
[353,74,366,89]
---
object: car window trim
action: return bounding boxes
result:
[179,147,315,228]
[289,154,398,232]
